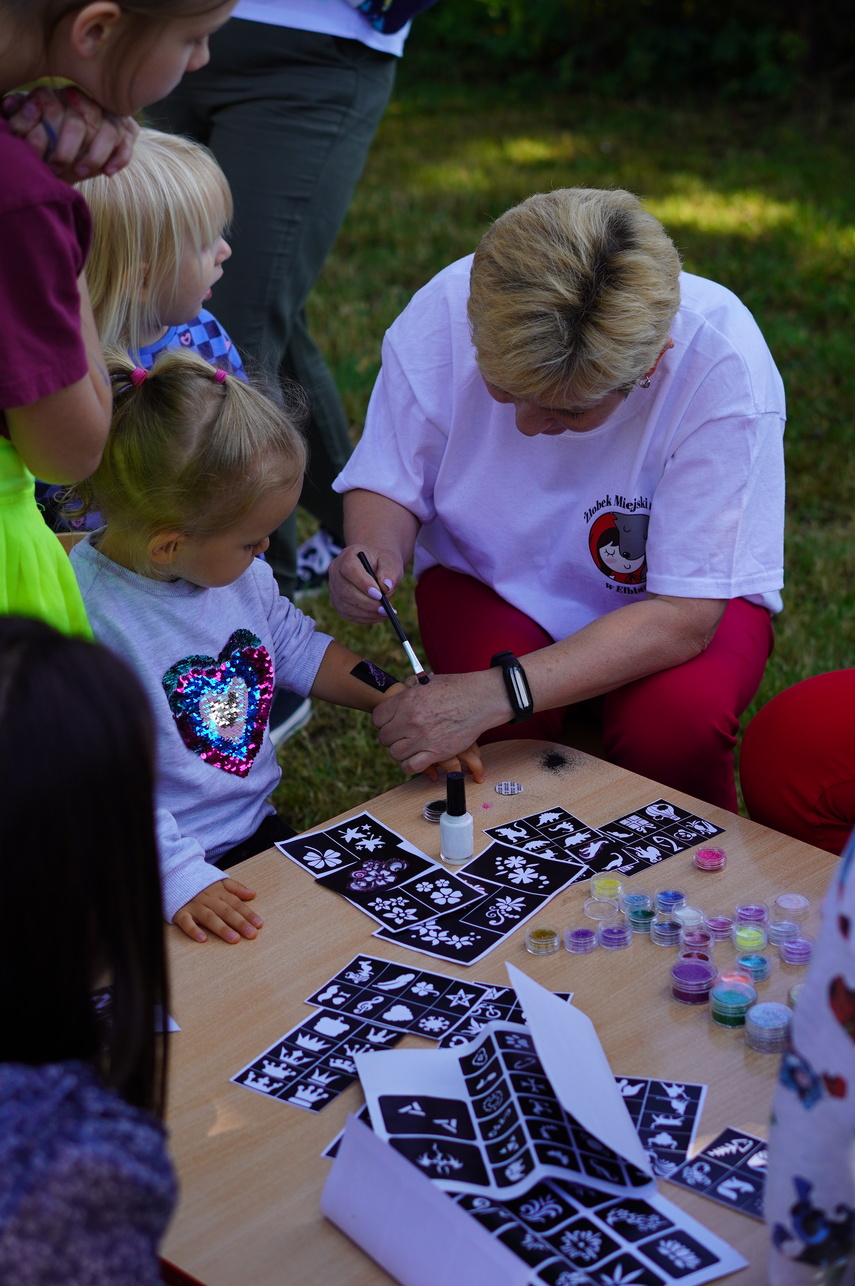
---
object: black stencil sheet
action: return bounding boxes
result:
[614,1077,706,1178]
[231,1006,403,1113]
[665,1127,766,1220]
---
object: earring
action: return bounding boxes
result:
[638,375,651,389]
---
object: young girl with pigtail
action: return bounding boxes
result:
[69,349,482,945]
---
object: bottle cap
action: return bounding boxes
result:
[446,771,466,817]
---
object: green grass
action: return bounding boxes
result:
[276,86,855,833]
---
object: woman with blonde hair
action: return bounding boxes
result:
[330,187,786,813]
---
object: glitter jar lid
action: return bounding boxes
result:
[681,927,714,952]
[650,916,682,946]
[564,925,598,954]
[788,982,805,1008]
[620,891,653,914]
[584,897,619,921]
[767,918,800,945]
[591,875,623,902]
[780,936,813,965]
[423,798,446,822]
[774,892,810,920]
[655,888,687,913]
[670,958,718,1004]
[673,904,705,928]
[710,980,757,1026]
[525,926,560,956]
[694,847,727,871]
[597,917,633,950]
[731,924,768,952]
[745,1001,792,1051]
[734,901,769,925]
[704,911,735,941]
[735,951,771,982]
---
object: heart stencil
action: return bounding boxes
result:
[163,628,274,777]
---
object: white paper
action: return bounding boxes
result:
[321,1115,528,1286]
[507,962,651,1176]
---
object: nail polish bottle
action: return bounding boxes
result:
[440,771,473,865]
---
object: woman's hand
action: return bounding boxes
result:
[328,543,406,624]
[2,86,138,182]
[373,670,506,776]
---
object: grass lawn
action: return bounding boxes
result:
[274,84,855,833]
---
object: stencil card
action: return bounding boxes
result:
[438,986,573,1049]
[276,811,427,876]
[665,1127,766,1220]
[304,954,490,1037]
[600,801,725,853]
[314,849,441,926]
[462,841,586,897]
[374,910,503,967]
[232,1006,403,1113]
[615,1077,707,1177]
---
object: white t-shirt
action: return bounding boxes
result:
[335,257,785,642]
[233,0,409,56]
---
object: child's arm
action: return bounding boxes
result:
[157,806,262,946]
[174,879,263,946]
[5,272,111,482]
[309,642,484,781]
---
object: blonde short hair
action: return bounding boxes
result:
[77,128,232,356]
[468,188,682,407]
[67,350,307,576]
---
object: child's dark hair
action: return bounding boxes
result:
[67,349,308,574]
[0,617,168,1116]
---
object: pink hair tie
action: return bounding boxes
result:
[129,367,147,386]
[215,368,227,384]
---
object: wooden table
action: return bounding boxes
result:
[161,740,834,1286]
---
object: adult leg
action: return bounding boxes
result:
[150,22,396,597]
[599,598,774,812]
[415,566,565,744]
[741,671,855,855]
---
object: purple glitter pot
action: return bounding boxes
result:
[680,927,714,954]
[597,917,633,951]
[564,925,598,955]
[670,958,718,1005]
[705,911,735,942]
[780,937,813,965]
[734,901,770,926]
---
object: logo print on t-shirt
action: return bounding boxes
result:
[588,509,649,585]
[162,628,274,776]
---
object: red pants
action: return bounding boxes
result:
[741,671,855,855]
[415,567,774,813]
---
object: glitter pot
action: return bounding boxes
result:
[525,926,560,956]
[677,948,713,963]
[629,907,656,934]
[655,888,687,914]
[591,875,623,902]
[775,892,810,921]
[719,969,753,987]
[584,897,619,921]
[681,927,714,953]
[767,918,800,945]
[694,847,727,871]
[710,980,757,1027]
[670,958,718,1005]
[620,891,652,914]
[650,916,682,947]
[564,925,598,954]
[735,901,769,926]
[705,911,735,941]
[735,952,771,982]
[780,937,813,965]
[673,905,705,929]
[732,924,768,952]
[788,982,805,1008]
[597,918,633,950]
[423,798,446,823]
[745,1001,792,1052]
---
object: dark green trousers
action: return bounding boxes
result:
[149,19,396,598]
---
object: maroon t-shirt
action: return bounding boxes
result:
[0,120,92,423]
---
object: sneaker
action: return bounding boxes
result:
[295,525,343,598]
[269,689,313,749]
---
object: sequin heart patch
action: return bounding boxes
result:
[163,629,274,777]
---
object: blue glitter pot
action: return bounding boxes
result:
[735,951,771,982]
[655,888,687,914]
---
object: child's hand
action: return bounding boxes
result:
[423,743,485,784]
[2,86,138,181]
[173,878,263,945]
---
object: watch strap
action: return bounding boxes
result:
[490,651,534,724]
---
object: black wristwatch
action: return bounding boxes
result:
[490,651,534,724]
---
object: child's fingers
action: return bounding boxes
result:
[173,908,208,944]
[459,743,485,783]
[221,878,257,901]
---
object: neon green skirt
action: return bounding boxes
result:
[0,439,92,638]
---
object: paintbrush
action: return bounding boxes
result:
[357,551,429,685]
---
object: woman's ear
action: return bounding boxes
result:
[149,532,186,568]
[67,4,124,62]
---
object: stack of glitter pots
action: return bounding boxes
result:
[556,848,814,1052]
